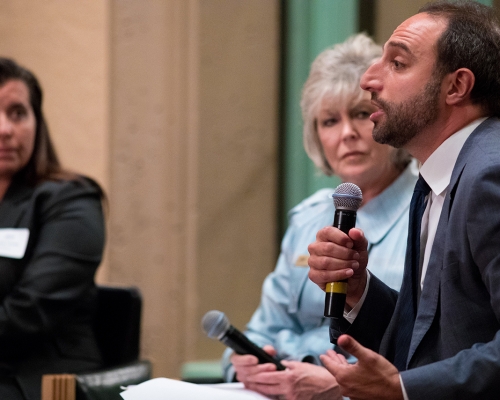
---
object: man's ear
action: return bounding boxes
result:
[445,68,475,105]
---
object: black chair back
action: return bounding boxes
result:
[94,286,142,368]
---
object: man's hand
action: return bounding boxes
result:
[320,335,403,400]
[308,227,369,307]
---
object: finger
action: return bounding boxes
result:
[320,354,344,377]
[280,360,300,369]
[262,345,277,357]
[244,371,285,396]
[308,265,355,289]
[246,370,286,384]
[231,354,259,366]
[308,239,360,261]
[250,363,280,374]
[307,241,361,272]
[347,228,368,251]
[325,349,338,357]
[316,226,355,247]
[322,349,346,364]
[307,250,360,270]
[235,362,278,382]
[336,353,349,365]
[337,335,369,362]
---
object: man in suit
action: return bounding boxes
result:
[307,1,500,399]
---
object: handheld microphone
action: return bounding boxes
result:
[201,310,285,371]
[324,183,363,320]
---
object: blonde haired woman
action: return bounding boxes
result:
[223,33,417,400]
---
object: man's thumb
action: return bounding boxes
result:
[337,334,364,358]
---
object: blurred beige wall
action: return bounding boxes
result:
[0,1,110,188]
[0,0,279,379]
[374,0,431,43]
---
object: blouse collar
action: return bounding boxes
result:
[356,162,417,245]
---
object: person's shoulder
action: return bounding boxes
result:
[34,176,103,204]
[474,118,500,156]
[458,118,500,173]
[288,188,334,227]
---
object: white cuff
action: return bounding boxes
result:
[399,374,410,400]
[343,270,371,324]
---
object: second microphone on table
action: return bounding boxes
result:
[202,310,285,371]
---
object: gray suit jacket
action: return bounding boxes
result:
[335,117,500,399]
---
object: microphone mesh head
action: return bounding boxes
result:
[201,310,230,340]
[332,183,363,211]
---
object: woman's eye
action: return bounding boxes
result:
[321,118,338,127]
[353,111,368,119]
[351,109,372,120]
[9,107,27,121]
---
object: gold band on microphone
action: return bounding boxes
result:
[326,281,348,294]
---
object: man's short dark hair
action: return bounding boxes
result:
[420,0,500,117]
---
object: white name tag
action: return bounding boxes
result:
[0,228,30,259]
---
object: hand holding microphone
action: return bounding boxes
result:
[202,310,285,371]
[324,183,363,320]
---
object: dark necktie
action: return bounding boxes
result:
[393,174,431,371]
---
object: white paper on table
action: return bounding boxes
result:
[120,378,271,400]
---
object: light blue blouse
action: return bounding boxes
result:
[222,164,418,381]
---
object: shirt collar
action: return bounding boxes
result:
[357,162,418,245]
[420,117,487,196]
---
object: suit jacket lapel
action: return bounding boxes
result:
[407,194,447,364]
[406,143,470,366]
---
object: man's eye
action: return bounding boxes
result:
[393,60,404,69]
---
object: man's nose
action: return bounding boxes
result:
[360,60,381,93]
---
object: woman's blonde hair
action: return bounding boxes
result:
[300,33,410,175]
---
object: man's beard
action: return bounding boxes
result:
[371,74,442,148]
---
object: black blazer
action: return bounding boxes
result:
[0,177,105,400]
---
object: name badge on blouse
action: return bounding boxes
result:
[0,228,30,259]
[295,254,309,267]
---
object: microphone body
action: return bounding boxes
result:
[202,310,285,371]
[220,325,285,370]
[324,208,357,318]
[324,183,362,326]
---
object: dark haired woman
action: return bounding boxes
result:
[0,58,105,400]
